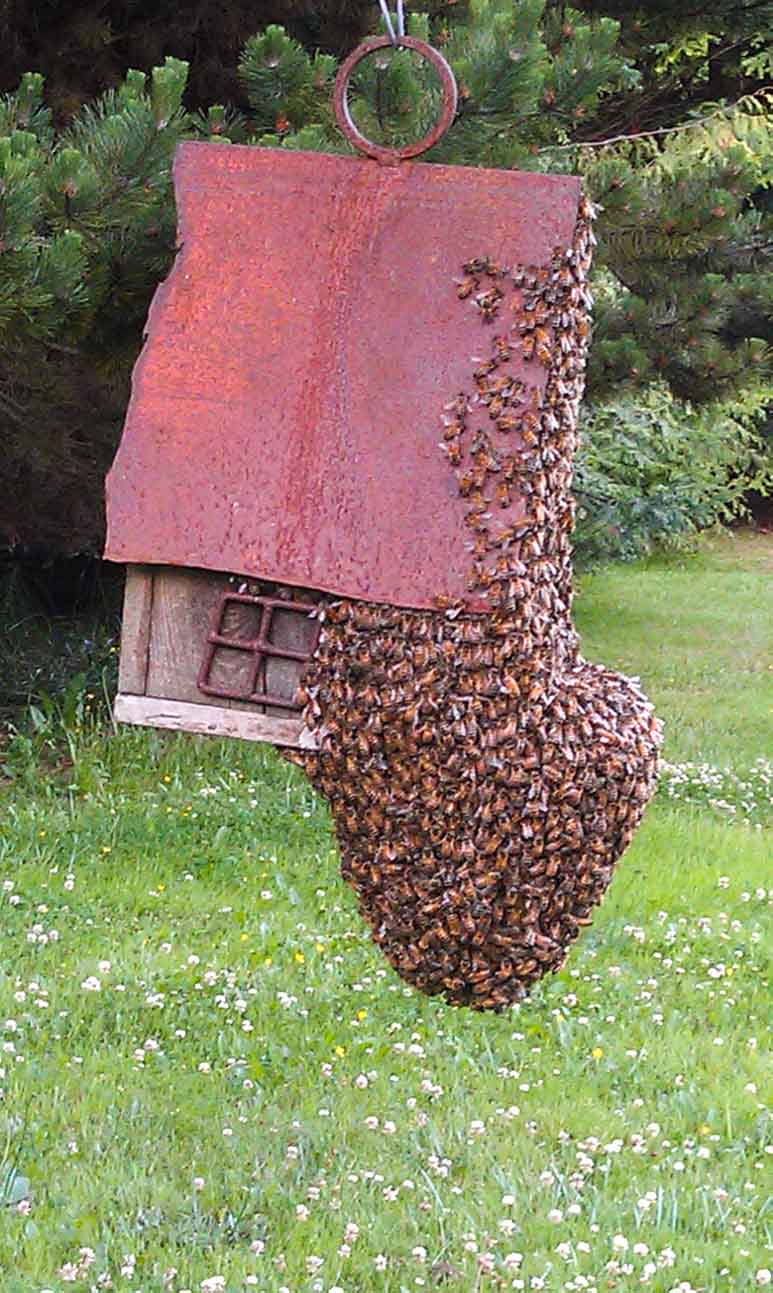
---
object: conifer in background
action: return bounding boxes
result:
[0,2,770,555]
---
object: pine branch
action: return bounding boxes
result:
[540,89,771,149]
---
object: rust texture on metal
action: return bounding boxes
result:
[198,591,320,709]
[104,141,581,611]
[333,36,458,163]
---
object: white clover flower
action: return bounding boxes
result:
[755,1271,772,1286]
[80,976,101,992]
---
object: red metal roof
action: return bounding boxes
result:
[105,141,580,610]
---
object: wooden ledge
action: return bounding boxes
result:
[114,693,315,749]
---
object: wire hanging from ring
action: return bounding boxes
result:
[377,0,406,45]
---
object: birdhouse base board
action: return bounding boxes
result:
[113,693,309,748]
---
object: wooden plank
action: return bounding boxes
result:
[146,567,260,707]
[114,693,315,749]
[118,565,154,694]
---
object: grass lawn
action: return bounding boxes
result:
[0,533,770,1293]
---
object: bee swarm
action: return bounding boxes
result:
[289,197,662,1010]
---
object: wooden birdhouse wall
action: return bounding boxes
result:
[115,565,319,748]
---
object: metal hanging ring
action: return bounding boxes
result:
[333,36,458,164]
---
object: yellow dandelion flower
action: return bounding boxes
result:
[240,933,249,942]
[335,1046,345,1058]
[264,957,273,967]
[356,1009,367,1021]
[295,951,305,964]
[315,943,325,953]
[591,1047,604,1060]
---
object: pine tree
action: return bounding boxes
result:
[0,1,770,555]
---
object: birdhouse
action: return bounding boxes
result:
[106,36,661,1010]
[105,43,580,750]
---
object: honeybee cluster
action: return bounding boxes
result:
[291,197,662,1010]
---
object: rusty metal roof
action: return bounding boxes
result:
[105,141,580,610]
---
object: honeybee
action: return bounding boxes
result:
[444,393,468,416]
[459,468,485,497]
[465,533,489,560]
[475,288,503,322]
[473,358,496,381]
[463,256,491,276]
[521,407,542,435]
[473,446,500,474]
[496,411,520,433]
[495,480,511,509]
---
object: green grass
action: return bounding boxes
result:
[575,529,773,771]
[0,535,770,1293]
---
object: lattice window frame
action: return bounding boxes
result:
[197,591,319,710]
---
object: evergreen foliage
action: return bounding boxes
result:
[0,1,770,555]
[0,1,372,119]
[574,385,773,563]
